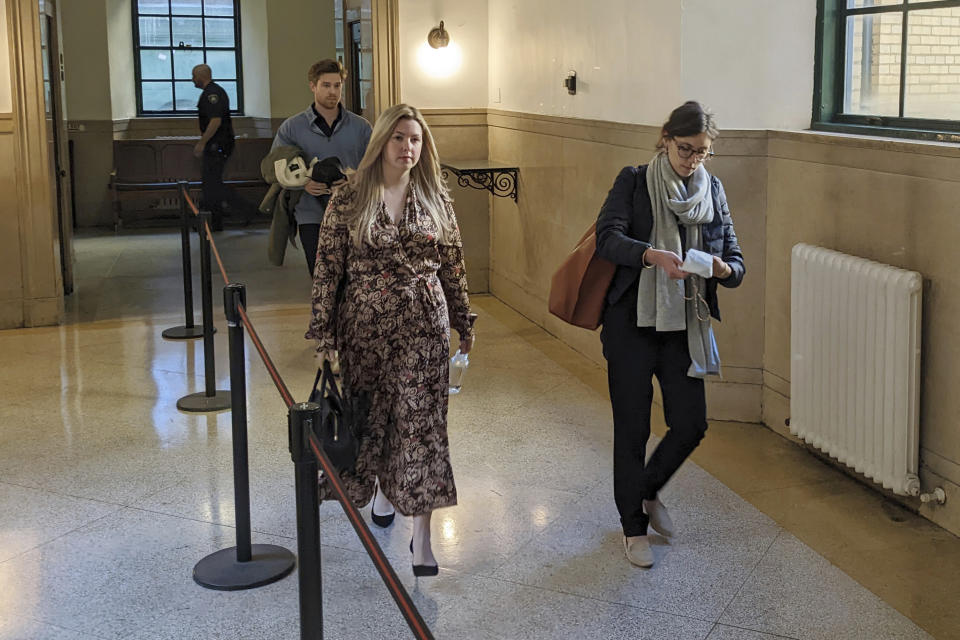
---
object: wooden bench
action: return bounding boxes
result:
[109,137,272,230]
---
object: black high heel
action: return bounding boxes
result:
[410,539,439,577]
[370,485,395,528]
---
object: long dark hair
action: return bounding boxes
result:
[656,101,718,150]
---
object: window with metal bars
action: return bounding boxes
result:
[813,0,960,141]
[133,0,243,116]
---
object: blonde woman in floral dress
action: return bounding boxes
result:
[306,103,473,576]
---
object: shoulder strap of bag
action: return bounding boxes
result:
[310,359,343,404]
[311,365,323,397]
[319,359,343,408]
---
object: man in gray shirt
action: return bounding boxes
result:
[272,59,372,275]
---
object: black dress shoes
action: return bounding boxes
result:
[410,539,438,577]
[370,485,395,528]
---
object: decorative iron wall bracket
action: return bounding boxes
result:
[441,161,518,203]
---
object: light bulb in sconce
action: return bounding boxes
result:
[418,22,462,78]
[428,21,450,49]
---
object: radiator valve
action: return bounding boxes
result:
[919,487,946,505]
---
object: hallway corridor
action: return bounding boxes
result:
[0,228,955,640]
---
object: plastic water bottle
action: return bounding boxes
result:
[448,350,469,395]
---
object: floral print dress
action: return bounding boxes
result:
[306,183,473,515]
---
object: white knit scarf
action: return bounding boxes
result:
[637,152,721,378]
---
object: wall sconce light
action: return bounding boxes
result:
[418,20,461,78]
[428,21,450,48]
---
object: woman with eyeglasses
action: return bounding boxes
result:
[594,101,745,568]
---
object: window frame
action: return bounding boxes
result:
[813,0,960,142]
[132,0,244,117]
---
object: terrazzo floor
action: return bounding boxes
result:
[0,228,955,640]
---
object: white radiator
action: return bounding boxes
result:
[790,244,923,496]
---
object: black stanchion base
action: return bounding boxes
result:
[162,325,211,340]
[177,390,232,412]
[193,544,296,591]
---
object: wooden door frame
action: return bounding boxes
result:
[6,0,64,325]
[370,0,400,123]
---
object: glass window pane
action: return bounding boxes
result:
[136,0,241,114]
[174,81,202,110]
[843,12,902,116]
[204,0,234,17]
[904,7,960,120]
[171,0,201,15]
[139,17,170,46]
[205,50,236,79]
[173,49,203,79]
[142,82,173,111]
[138,0,169,14]
[204,18,235,47]
[172,17,203,47]
[218,81,238,110]
[140,49,172,79]
[359,80,372,109]
[847,0,902,8]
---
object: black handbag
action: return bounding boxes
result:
[308,360,368,472]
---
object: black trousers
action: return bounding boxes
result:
[201,146,252,229]
[601,288,709,537]
[299,223,321,277]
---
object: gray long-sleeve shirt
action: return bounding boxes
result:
[271,104,372,225]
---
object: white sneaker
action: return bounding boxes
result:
[623,535,654,568]
[643,498,675,538]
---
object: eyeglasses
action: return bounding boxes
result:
[683,278,711,322]
[674,142,714,161]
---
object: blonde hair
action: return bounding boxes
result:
[345,104,455,247]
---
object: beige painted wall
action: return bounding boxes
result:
[60,0,113,228]
[481,0,815,129]
[680,0,816,130]
[241,0,270,118]
[423,109,490,293]
[105,0,134,120]
[61,0,111,120]
[487,0,682,124]
[398,0,488,109]
[266,0,337,120]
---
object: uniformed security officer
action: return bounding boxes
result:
[192,64,249,230]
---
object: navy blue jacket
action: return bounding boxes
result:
[595,164,745,321]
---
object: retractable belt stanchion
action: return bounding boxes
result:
[289,402,324,639]
[177,211,231,412]
[162,182,207,340]
[193,283,296,590]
